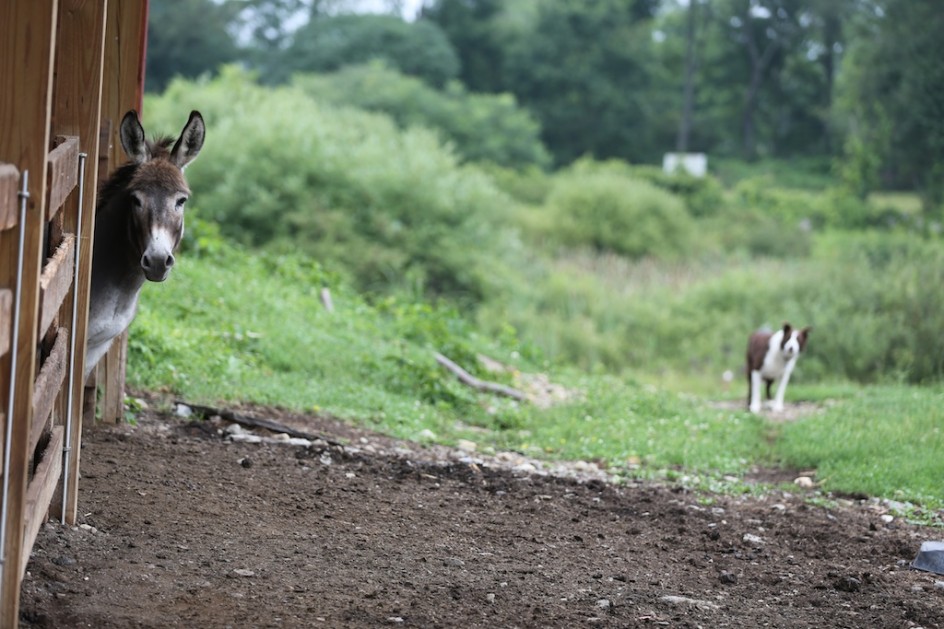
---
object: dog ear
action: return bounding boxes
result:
[782,322,792,335]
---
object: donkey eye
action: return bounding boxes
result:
[176,197,188,209]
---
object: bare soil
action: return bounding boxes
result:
[19,394,944,628]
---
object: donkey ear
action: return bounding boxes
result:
[119,110,149,164]
[782,322,792,335]
[170,111,205,170]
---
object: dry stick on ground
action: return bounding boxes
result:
[434,352,528,402]
[178,401,346,447]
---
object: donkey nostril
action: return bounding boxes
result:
[141,254,151,270]
[165,254,175,268]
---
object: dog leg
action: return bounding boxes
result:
[749,370,763,413]
[772,358,797,412]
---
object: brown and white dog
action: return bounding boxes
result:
[746,323,811,413]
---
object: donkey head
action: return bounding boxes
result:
[119,110,205,282]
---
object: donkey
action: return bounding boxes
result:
[746,322,811,413]
[85,110,205,378]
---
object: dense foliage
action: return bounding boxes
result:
[271,13,460,86]
[293,63,550,169]
[146,68,521,302]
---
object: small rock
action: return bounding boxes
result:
[595,599,612,610]
[175,404,192,418]
[229,434,262,444]
[239,457,253,469]
[513,462,537,473]
[417,429,437,441]
[224,424,246,436]
[486,593,495,603]
[456,439,477,453]
[232,569,255,578]
[742,533,765,545]
[660,595,719,611]
[933,581,944,591]
[834,576,861,592]
[386,617,404,624]
[52,556,76,567]
[771,503,786,511]
[880,514,894,524]
[794,476,815,488]
[719,570,738,585]
[911,584,925,593]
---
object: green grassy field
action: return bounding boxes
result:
[128,247,944,519]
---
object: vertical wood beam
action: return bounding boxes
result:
[96,0,148,423]
[0,1,59,625]
[49,0,108,525]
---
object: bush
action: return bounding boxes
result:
[703,207,812,259]
[294,63,551,170]
[629,164,725,218]
[542,160,694,259]
[732,176,834,227]
[145,67,522,303]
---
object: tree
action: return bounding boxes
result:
[421,0,507,93]
[676,0,700,152]
[838,0,944,211]
[293,62,551,169]
[723,0,803,159]
[271,14,460,86]
[146,0,240,92]
[502,0,663,165]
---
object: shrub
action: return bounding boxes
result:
[703,207,812,259]
[294,63,551,170]
[145,67,522,303]
[629,164,725,218]
[543,160,694,259]
[732,176,834,227]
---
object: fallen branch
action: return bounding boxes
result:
[433,353,528,402]
[178,401,345,447]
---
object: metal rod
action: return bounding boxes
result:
[61,153,87,524]
[0,171,31,570]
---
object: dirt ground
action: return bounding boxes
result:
[18,393,944,628]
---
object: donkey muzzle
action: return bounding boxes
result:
[141,250,175,282]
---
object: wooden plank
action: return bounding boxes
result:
[45,135,79,220]
[101,332,127,423]
[0,163,18,230]
[0,1,58,624]
[0,288,10,358]
[30,326,68,455]
[101,1,148,170]
[50,0,109,526]
[38,232,75,336]
[96,0,148,426]
[19,425,64,576]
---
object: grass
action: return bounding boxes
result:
[776,386,944,508]
[127,244,944,515]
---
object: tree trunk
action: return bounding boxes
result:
[676,0,698,153]
[742,67,762,159]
